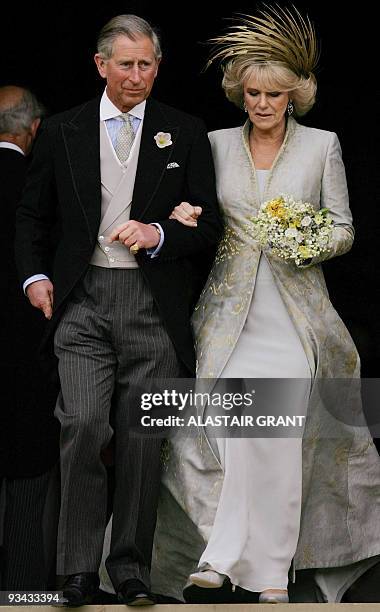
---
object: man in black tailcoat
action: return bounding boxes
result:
[15,15,222,606]
[0,85,59,590]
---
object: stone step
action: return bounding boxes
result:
[2,605,380,611]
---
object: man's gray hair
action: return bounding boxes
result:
[97,14,162,60]
[0,89,45,134]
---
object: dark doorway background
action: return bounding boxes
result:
[2,0,379,376]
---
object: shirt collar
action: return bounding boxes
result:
[0,142,25,155]
[100,88,146,121]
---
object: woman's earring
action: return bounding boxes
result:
[287,100,294,116]
[243,102,248,113]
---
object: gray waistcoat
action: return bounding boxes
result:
[90,119,142,268]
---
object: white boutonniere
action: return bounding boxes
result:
[154,132,172,148]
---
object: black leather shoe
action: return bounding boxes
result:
[57,572,100,607]
[117,578,155,606]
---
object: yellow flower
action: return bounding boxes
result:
[265,197,286,219]
[298,245,311,258]
[315,213,324,225]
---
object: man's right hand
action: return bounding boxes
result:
[26,280,54,320]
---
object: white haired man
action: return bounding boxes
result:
[0,85,59,590]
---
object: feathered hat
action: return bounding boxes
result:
[207,3,319,79]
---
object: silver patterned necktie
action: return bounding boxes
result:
[115,113,135,163]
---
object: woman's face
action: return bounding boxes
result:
[243,75,289,132]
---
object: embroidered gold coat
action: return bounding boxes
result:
[151,118,380,598]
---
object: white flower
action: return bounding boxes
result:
[301,215,312,227]
[284,227,299,238]
[154,132,172,148]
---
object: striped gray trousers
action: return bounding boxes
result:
[54,266,182,589]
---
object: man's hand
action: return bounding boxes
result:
[26,279,54,320]
[109,221,160,250]
[169,202,203,227]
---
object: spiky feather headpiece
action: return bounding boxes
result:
[207,4,319,79]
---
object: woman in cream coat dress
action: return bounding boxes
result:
[149,6,380,605]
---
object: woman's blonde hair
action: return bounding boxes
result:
[222,60,317,116]
[206,6,319,117]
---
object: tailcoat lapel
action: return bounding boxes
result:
[60,97,179,233]
[61,97,101,240]
[131,97,179,219]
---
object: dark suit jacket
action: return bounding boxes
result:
[15,97,222,374]
[0,147,59,478]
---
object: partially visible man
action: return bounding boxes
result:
[0,85,60,589]
[15,15,222,607]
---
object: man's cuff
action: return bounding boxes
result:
[23,274,50,294]
[146,223,164,258]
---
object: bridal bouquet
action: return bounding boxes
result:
[250,195,333,266]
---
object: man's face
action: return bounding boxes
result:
[94,34,160,112]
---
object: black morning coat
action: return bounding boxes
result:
[15,96,223,377]
[1,147,59,478]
